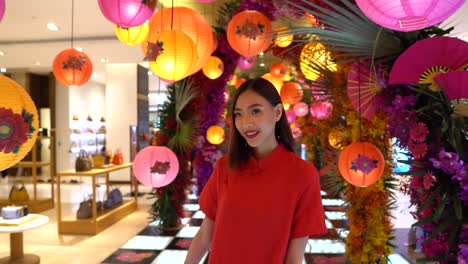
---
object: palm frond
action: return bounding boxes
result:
[168,121,197,153]
[175,79,198,125]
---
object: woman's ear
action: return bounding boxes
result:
[274,104,283,122]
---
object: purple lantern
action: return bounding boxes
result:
[132,146,179,188]
[0,0,5,23]
[355,0,464,32]
[98,0,153,28]
[285,109,297,123]
[293,102,308,117]
[310,101,333,120]
[238,56,256,70]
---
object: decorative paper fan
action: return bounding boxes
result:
[347,60,387,120]
[434,71,468,101]
[389,36,468,91]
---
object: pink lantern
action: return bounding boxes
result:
[285,109,297,123]
[132,146,179,188]
[310,101,333,120]
[355,0,464,32]
[0,0,5,22]
[224,91,230,104]
[293,102,308,117]
[98,0,153,28]
[238,56,255,70]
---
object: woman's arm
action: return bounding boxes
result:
[285,237,308,264]
[185,217,215,264]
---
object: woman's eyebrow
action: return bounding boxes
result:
[234,103,264,111]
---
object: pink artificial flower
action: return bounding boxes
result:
[423,172,435,190]
[410,122,429,142]
[351,154,378,174]
[409,141,428,159]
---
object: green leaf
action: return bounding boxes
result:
[425,216,452,243]
[432,194,446,222]
[454,198,463,220]
[396,170,425,176]
[416,188,438,214]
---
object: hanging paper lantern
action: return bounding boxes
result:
[114,22,149,46]
[310,101,333,120]
[211,31,219,53]
[280,82,303,105]
[235,77,246,89]
[53,48,93,88]
[133,146,179,188]
[206,125,225,145]
[98,0,153,28]
[148,30,198,81]
[285,109,297,124]
[328,126,350,150]
[305,12,319,25]
[224,92,230,104]
[148,7,213,76]
[338,142,384,187]
[355,0,464,32]
[226,10,273,57]
[293,102,308,117]
[0,75,39,171]
[203,56,224,80]
[300,43,337,81]
[274,25,293,48]
[270,62,288,79]
[261,73,283,94]
[290,122,302,139]
[238,56,255,70]
[0,0,5,23]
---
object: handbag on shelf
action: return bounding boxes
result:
[103,187,123,209]
[75,149,93,172]
[113,148,124,165]
[9,181,29,202]
[76,198,92,219]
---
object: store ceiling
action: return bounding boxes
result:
[0,0,467,84]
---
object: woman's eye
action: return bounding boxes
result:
[252,109,260,114]
[234,112,241,118]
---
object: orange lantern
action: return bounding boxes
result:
[274,25,293,48]
[235,77,246,89]
[53,48,93,87]
[226,10,273,57]
[206,125,225,145]
[270,61,288,79]
[148,7,213,76]
[202,56,224,80]
[300,43,337,81]
[280,82,303,105]
[261,73,283,94]
[148,30,198,81]
[114,22,149,46]
[338,142,385,187]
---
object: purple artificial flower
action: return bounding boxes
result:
[459,245,468,264]
[438,150,463,174]
[351,154,378,174]
[392,95,405,109]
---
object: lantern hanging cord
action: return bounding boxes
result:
[171,0,174,29]
[71,0,74,48]
[358,58,361,141]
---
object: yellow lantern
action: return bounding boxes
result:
[148,30,198,81]
[206,125,224,145]
[328,126,350,150]
[202,56,224,79]
[261,73,283,94]
[300,43,337,81]
[0,75,39,171]
[114,22,149,46]
[274,25,293,48]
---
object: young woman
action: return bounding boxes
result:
[185,78,327,264]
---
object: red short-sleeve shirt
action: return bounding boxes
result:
[199,144,327,264]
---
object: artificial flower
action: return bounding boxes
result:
[408,141,428,159]
[410,122,429,142]
[351,154,378,174]
[423,172,435,190]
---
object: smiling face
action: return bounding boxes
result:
[234,89,283,158]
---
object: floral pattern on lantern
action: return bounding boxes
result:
[132,146,179,188]
[206,125,225,145]
[98,0,153,28]
[227,10,272,57]
[280,82,303,105]
[203,56,224,80]
[355,0,464,32]
[238,56,255,70]
[0,75,39,171]
[293,102,308,117]
[114,22,149,46]
[338,142,385,187]
[310,101,333,120]
[53,48,93,87]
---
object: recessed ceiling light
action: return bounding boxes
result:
[47,22,60,31]
[35,61,41,66]
[100,58,108,63]
[0,50,5,56]
[75,47,83,52]
[0,68,7,73]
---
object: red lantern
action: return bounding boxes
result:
[270,62,288,79]
[132,146,179,188]
[280,82,303,105]
[226,10,273,57]
[338,142,385,187]
[309,101,333,120]
[53,48,93,87]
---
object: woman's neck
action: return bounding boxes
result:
[254,141,279,159]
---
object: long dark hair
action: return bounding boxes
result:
[227,78,294,169]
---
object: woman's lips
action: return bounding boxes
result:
[244,130,259,139]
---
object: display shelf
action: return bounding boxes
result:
[70,120,106,155]
[56,162,138,235]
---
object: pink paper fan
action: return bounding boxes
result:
[389,37,468,90]
[434,71,468,101]
[347,60,387,120]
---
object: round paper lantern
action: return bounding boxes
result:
[328,126,350,150]
[280,82,303,105]
[274,25,293,48]
[300,43,337,81]
[238,56,255,70]
[203,56,224,80]
[114,22,149,46]
[224,92,230,104]
[338,142,385,187]
[235,77,246,89]
[310,101,333,120]
[53,48,93,88]
[285,109,297,123]
[98,0,153,28]
[293,102,308,117]
[148,7,213,76]
[261,73,283,94]
[227,10,273,57]
[305,12,319,25]
[206,125,224,145]
[133,146,179,188]
[0,0,5,23]
[148,30,198,81]
[355,0,464,32]
[0,75,39,171]
[270,62,288,79]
